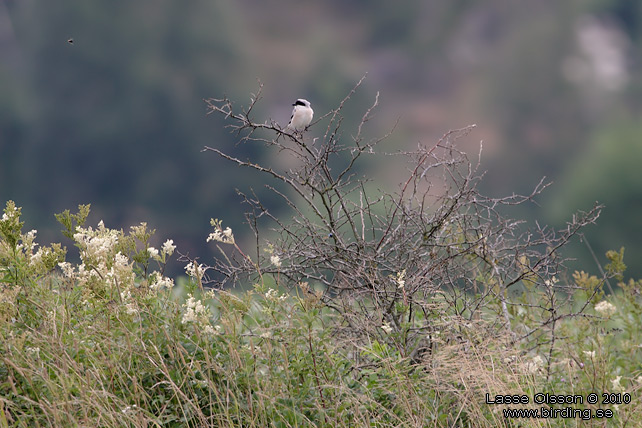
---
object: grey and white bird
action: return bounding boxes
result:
[286,99,313,132]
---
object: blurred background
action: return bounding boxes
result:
[1,0,641,278]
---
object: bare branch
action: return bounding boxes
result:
[202,81,604,369]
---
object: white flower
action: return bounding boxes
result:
[223,227,233,239]
[381,321,393,334]
[107,252,135,288]
[185,262,205,280]
[206,219,235,244]
[162,239,176,256]
[58,261,75,278]
[391,269,406,289]
[525,355,545,374]
[150,275,174,290]
[121,290,129,300]
[121,404,138,414]
[147,246,159,259]
[265,288,279,301]
[207,227,235,244]
[181,294,211,327]
[583,350,596,358]
[182,296,201,323]
[594,300,616,317]
[181,309,198,324]
[25,346,40,356]
[503,355,517,364]
[30,247,44,267]
[73,221,119,262]
[24,230,38,251]
[611,376,625,392]
[270,254,282,268]
[125,302,138,315]
[203,325,222,335]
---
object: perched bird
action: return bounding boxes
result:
[286,99,313,132]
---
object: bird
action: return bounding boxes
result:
[286,99,313,132]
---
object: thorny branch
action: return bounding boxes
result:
[202,78,603,373]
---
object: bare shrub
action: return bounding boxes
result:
[202,79,602,376]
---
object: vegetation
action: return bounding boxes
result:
[4,1,642,277]
[1,90,642,427]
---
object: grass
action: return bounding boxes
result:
[1,201,641,427]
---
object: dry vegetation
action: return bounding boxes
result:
[1,82,640,427]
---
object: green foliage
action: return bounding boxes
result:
[0,201,24,250]
[606,247,627,281]
[0,201,67,291]
[572,270,604,305]
[54,204,91,240]
[7,0,639,288]
[1,202,642,427]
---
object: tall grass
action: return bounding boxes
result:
[0,200,640,426]
[2,84,642,426]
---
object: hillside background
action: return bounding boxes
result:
[1,0,641,278]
